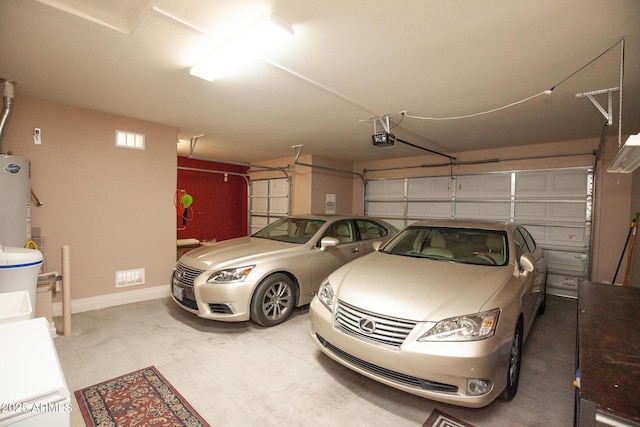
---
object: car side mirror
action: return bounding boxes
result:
[519,253,535,275]
[320,236,339,251]
[372,241,383,251]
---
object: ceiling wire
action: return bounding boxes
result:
[402,39,624,122]
[403,90,551,121]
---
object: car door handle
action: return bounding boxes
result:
[351,248,361,253]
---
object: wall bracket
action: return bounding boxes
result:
[575,87,619,126]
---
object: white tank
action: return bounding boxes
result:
[0,155,32,247]
[0,244,43,318]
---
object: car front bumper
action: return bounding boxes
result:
[308,297,513,408]
[171,278,255,322]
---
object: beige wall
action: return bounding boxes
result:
[305,155,354,214]
[3,95,177,302]
[592,138,634,285]
[248,154,354,215]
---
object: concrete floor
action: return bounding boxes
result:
[53,294,577,427]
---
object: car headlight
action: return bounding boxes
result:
[206,265,255,283]
[317,278,335,312]
[418,308,500,341]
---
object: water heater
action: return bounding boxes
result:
[0,155,32,247]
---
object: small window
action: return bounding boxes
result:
[116,130,145,150]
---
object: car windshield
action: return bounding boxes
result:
[381,226,508,266]
[252,218,326,244]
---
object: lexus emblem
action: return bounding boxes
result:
[358,317,376,334]
[174,270,183,283]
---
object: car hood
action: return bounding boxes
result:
[331,251,512,322]
[179,237,299,270]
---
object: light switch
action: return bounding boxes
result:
[34,128,41,144]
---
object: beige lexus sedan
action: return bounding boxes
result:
[171,215,398,327]
[309,219,547,408]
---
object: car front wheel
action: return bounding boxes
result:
[500,320,523,401]
[250,273,296,327]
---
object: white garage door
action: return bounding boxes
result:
[249,178,290,234]
[365,167,593,298]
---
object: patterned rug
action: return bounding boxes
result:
[423,408,475,427]
[75,366,210,427]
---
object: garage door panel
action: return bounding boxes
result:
[250,178,290,234]
[364,168,592,298]
[367,201,405,217]
[407,201,451,218]
[545,248,587,272]
[456,174,511,197]
[516,172,547,193]
[367,179,405,199]
[546,273,582,297]
[251,197,268,213]
[551,170,589,193]
[455,201,510,219]
[270,179,289,197]
[270,197,289,214]
[514,202,547,219]
[252,180,269,196]
[546,225,587,246]
[515,202,587,222]
[523,224,587,248]
[408,177,452,198]
[548,202,587,220]
[516,170,588,197]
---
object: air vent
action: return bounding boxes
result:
[116,268,145,287]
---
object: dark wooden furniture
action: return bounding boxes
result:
[576,282,640,426]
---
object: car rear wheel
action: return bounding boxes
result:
[500,320,523,401]
[250,273,296,327]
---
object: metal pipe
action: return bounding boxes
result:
[0,79,17,153]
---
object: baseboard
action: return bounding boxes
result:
[52,285,170,316]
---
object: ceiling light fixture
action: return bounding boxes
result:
[190,14,294,81]
[608,133,640,173]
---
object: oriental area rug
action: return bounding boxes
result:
[75,366,210,427]
[423,408,475,427]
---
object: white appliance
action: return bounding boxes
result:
[0,317,70,426]
[0,155,32,247]
[0,244,43,314]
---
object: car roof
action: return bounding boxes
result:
[407,219,515,231]
[288,214,377,221]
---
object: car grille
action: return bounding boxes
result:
[316,334,458,394]
[179,296,198,310]
[335,301,416,349]
[173,262,204,287]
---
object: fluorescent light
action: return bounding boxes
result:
[190,14,293,81]
[608,133,640,173]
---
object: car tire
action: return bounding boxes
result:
[250,273,296,327]
[500,320,523,401]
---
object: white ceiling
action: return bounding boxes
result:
[1,0,639,164]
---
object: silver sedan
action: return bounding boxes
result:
[309,219,547,407]
[171,215,398,327]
